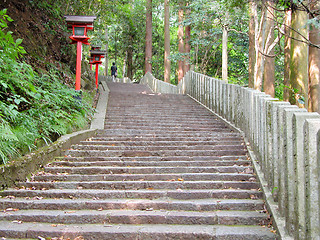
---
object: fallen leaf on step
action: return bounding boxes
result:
[146,187,154,190]
[5,208,19,212]
[51,224,57,227]
[6,195,15,199]
[12,220,22,224]
[250,195,258,200]
[64,211,76,214]
[74,236,85,240]
[177,178,184,181]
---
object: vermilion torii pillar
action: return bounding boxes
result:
[64,15,96,91]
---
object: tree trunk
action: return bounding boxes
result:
[178,0,184,83]
[289,6,309,108]
[254,4,266,91]
[127,35,133,80]
[222,25,228,83]
[184,4,191,75]
[184,26,191,74]
[283,8,292,102]
[105,27,109,76]
[145,0,152,74]
[248,0,256,88]
[263,0,275,97]
[308,0,320,113]
[123,51,127,78]
[164,0,171,83]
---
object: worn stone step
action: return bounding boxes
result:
[51,159,251,167]
[105,110,215,115]
[43,166,252,174]
[0,189,263,200]
[0,222,276,240]
[71,144,246,152]
[0,198,264,211]
[103,126,229,131]
[59,155,250,163]
[96,129,235,136]
[32,173,255,182]
[79,140,243,146]
[0,209,269,226]
[104,120,224,125]
[66,149,247,158]
[91,134,242,142]
[18,180,259,190]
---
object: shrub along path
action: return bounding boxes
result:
[0,82,276,239]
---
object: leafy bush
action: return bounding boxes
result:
[0,9,94,164]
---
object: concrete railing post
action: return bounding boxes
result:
[304,119,320,240]
[292,112,320,240]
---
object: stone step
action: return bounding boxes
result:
[70,144,246,151]
[104,120,224,125]
[103,125,229,131]
[96,129,234,136]
[60,155,249,163]
[0,189,263,200]
[79,140,243,146]
[0,222,276,240]
[91,135,242,142]
[50,160,251,168]
[42,166,252,174]
[32,173,255,182]
[18,180,259,190]
[65,149,247,157]
[0,198,264,211]
[0,209,269,226]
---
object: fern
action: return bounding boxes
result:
[0,122,19,164]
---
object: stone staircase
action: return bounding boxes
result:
[0,82,276,239]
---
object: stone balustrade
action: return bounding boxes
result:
[141,70,320,240]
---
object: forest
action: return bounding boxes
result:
[0,0,319,164]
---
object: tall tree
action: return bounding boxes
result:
[105,27,109,76]
[164,0,171,83]
[308,0,320,113]
[222,25,228,82]
[184,3,191,74]
[289,4,309,108]
[283,5,292,102]
[145,0,152,74]
[254,2,266,91]
[177,0,185,82]
[263,0,275,97]
[248,0,256,88]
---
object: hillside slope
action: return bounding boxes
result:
[0,0,96,164]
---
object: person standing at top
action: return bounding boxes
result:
[111,62,117,82]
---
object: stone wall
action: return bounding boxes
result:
[142,71,320,240]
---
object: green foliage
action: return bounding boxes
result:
[0,11,94,165]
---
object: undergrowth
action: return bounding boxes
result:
[0,9,94,165]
